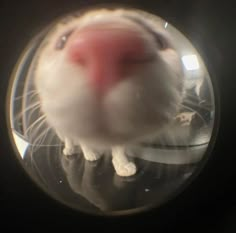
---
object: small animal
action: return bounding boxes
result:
[34,8,184,177]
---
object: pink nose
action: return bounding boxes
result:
[66,25,148,93]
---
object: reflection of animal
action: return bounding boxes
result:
[60,153,195,213]
[61,154,137,212]
[34,8,184,176]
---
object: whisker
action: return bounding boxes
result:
[45,129,60,146]
[14,101,41,121]
[29,118,48,142]
[31,129,50,153]
[14,90,38,100]
[29,92,40,103]
[23,101,41,112]
[26,108,45,132]
[32,127,51,152]
[24,114,47,136]
[35,132,61,147]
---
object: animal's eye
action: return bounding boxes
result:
[55,29,74,50]
[155,34,168,50]
[123,15,169,51]
[121,53,156,65]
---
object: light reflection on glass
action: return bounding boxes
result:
[182,54,200,71]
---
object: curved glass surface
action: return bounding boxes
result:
[7,7,216,215]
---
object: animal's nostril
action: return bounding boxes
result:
[66,24,152,92]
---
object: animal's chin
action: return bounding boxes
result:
[44,89,178,146]
[78,132,138,147]
[53,108,170,147]
[66,124,163,147]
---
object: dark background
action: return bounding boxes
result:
[0,0,235,232]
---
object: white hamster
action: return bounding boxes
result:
[34,8,184,176]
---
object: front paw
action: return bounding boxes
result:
[63,147,76,156]
[83,151,101,161]
[112,160,137,177]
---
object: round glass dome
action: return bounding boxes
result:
[7,6,217,215]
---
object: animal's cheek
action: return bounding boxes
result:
[36,59,89,96]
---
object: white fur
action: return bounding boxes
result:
[34,9,184,176]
